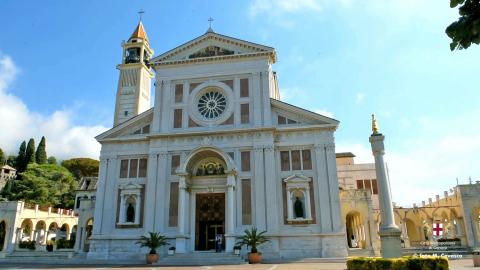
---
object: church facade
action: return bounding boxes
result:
[88,22,348,260]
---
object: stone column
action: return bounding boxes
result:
[369,115,402,258]
[176,174,188,253]
[225,171,236,252]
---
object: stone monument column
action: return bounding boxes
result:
[176,174,189,253]
[369,114,402,258]
[225,171,236,252]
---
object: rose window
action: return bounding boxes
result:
[197,91,227,119]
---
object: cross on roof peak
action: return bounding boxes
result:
[207,17,215,33]
[138,9,145,22]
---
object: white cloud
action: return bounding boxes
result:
[337,111,480,207]
[355,92,365,104]
[249,0,323,28]
[249,0,322,17]
[313,108,334,118]
[0,54,108,160]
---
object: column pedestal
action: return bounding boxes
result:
[175,237,187,253]
[380,228,402,258]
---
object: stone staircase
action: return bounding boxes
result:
[348,248,375,257]
[155,251,247,266]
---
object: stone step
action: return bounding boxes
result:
[155,252,247,266]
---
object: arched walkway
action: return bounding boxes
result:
[346,211,365,248]
[20,219,33,241]
[34,221,46,245]
[83,218,94,252]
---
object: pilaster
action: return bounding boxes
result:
[92,157,109,235]
[313,144,332,232]
[144,153,158,232]
[264,145,279,232]
[253,146,266,230]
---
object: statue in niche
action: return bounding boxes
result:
[294,197,304,218]
[126,202,135,223]
[196,162,225,176]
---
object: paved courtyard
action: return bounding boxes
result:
[0,259,477,270]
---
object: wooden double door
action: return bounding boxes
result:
[195,193,225,251]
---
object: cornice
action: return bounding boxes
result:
[153,51,275,67]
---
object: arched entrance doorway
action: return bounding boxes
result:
[0,221,6,251]
[175,146,237,253]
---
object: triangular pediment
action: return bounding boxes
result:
[151,31,276,64]
[96,108,153,142]
[271,99,339,128]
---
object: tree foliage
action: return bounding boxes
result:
[446,0,480,50]
[7,163,77,208]
[0,148,5,165]
[16,141,27,173]
[35,136,47,164]
[6,155,16,168]
[25,139,36,165]
[47,156,57,165]
[61,158,99,180]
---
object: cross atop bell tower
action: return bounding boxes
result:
[113,17,154,126]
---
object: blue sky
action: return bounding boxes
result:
[1,0,479,206]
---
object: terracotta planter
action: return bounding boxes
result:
[248,252,262,264]
[473,254,480,267]
[146,253,159,264]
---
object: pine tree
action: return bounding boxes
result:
[0,148,5,165]
[25,138,36,165]
[16,141,27,172]
[36,136,47,164]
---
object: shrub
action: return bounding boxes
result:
[347,256,449,270]
[56,239,75,249]
[19,240,36,250]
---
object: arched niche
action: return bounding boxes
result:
[283,174,313,223]
[178,146,235,176]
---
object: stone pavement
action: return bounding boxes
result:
[0,259,477,269]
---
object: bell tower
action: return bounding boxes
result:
[113,21,154,126]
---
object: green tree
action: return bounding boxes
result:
[0,148,5,165]
[16,141,27,172]
[35,136,47,164]
[10,163,77,208]
[47,156,57,165]
[61,158,99,180]
[6,155,17,168]
[25,138,36,165]
[446,0,480,50]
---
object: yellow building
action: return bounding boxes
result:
[337,152,480,256]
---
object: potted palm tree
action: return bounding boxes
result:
[136,232,168,264]
[237,227,270,264]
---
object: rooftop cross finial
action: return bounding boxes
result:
[207,17,215,33]
[138,9,145,22]
[372,113,380,135]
